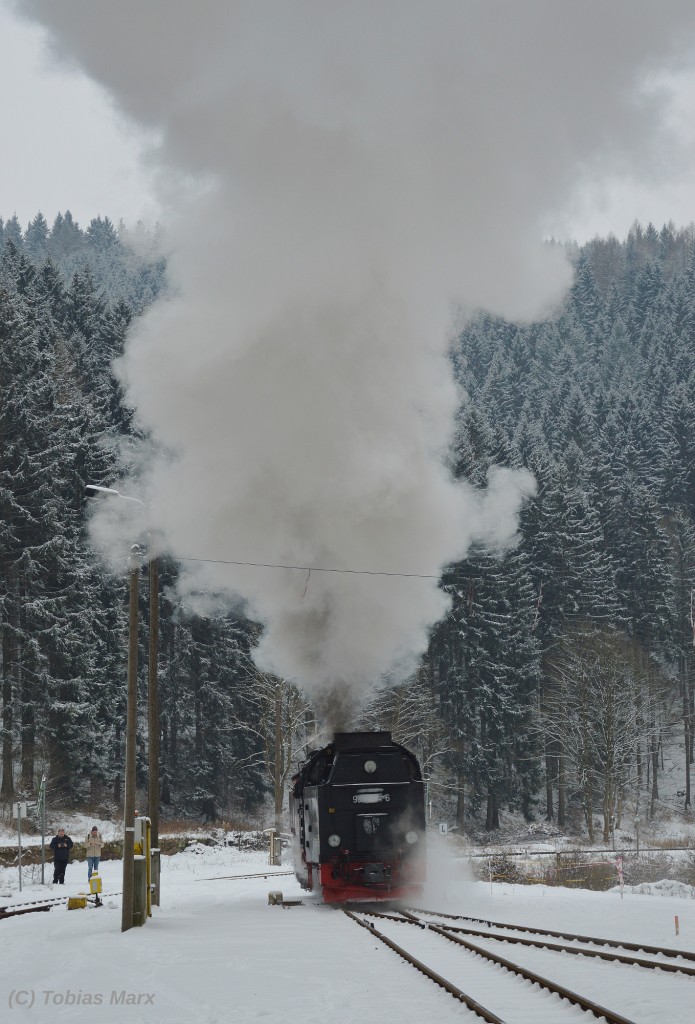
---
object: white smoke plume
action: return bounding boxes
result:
[17,2,695,714]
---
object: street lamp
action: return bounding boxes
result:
[85,484,145,507]
[85,484,161,924]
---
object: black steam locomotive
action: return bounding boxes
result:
[289,731,426,903]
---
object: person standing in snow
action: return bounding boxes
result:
[85,826,103,880]
[50,828,73,884]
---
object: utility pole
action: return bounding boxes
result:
[274,682,282,833]
[85,485,161,913]
[122,544,140,933]
[148,538,160,904]
[16,802,23,892]
[39,775,46,885]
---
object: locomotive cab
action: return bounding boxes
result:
[290,731,425,903]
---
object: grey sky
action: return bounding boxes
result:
[0,1,160,228]
[2,0,695,239]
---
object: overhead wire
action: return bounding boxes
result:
[174,555,449,580]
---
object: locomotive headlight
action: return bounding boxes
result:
[364,759,377,774]
[328,834,341,848]
[405,830,419,844]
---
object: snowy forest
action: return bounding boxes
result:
[1,212,695,839]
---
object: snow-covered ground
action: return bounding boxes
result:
[1,841,694,1023]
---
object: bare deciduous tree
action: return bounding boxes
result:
[540,625,657,842]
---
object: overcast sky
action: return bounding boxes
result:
[0,0,160,228]
[1,0,695,241]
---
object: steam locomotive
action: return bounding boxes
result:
[289,731,426,903]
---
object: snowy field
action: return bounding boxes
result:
[1,842,694,1023]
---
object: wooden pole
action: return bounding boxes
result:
[274,682,282,833]
[122,544,140,933]
[148,538,160,905]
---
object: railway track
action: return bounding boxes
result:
[403,906,695,976]
[197,869,294,882]
[1,866,292,918]
[1,866,291,917]
[0,891,121,920]
[345,908,505,1023]
[397,909,695,978]
[345,905,663,1023]
[0,903,53,920]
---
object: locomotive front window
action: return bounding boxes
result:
[355,812,391,852]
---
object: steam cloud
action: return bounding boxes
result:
[18,2,695,714]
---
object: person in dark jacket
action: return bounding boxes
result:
[50,828,73,884]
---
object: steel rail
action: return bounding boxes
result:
[343,909,504,1023]
[195,870,294,882]
[358,908,637,1024]
[1,889,122,908]
[354,913,634,1024]
[428,924,636,1024]
[0,888,89,913]
[0,891,122,920]
[436,922,695,977]
[0,904,52,919]
[404,906,695,964]
[0,892,76,910]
